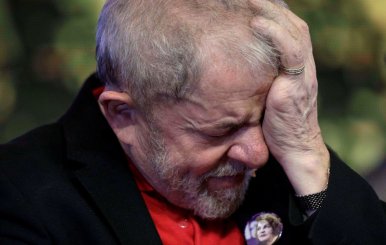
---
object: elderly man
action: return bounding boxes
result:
[1,0,385,244]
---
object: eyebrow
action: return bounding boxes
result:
[190,117,246,131]
[210,120,241,130]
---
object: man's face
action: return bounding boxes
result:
[131,55,274,219]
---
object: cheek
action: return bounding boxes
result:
[165,138,229,176]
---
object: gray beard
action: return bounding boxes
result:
[146,123,252,219]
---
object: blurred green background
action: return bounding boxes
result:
[0,0,385,199]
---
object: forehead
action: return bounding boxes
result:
[151,48,275,130]
[183,53,274,120]
[197,57,271,95]
[197,44,273,92]
[257,220,270,226]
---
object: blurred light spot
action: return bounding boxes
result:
[0,76,16,123]
[360,0,386,31]
[32,47,63,81]
[348,120,385,174]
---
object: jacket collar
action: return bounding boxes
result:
[60,73,162,245]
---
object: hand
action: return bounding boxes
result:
[249,0,330,195]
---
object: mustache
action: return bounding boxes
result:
[203,160,255,179]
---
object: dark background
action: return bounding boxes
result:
[0,0,385,199]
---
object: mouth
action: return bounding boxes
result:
[206,173,245,191]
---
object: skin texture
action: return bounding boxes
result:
[99,0,330,219]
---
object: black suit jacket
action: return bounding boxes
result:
[1,74,386,244]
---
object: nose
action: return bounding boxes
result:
[227,125,269,169]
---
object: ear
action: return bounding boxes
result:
[98,90,139,145]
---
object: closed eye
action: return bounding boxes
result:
[204,126,240,139]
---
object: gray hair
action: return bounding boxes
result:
[96,0,281,110]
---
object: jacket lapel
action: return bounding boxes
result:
[60,74,162,245]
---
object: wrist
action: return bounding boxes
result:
[281,146,330,196]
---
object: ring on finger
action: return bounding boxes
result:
[279,65,305,75]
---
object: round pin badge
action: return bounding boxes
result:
[244,212,283,245]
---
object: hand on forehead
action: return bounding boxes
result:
[249,0,309,69]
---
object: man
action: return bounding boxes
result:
[1,0,385,244]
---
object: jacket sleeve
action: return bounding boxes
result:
[305,149,386,244]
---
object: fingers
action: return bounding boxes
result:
[251,16,305,71]
[249,0,298,36]
[249,0,311,72]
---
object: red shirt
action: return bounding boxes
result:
[128,163,245,245]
